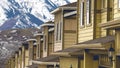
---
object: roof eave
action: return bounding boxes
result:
[51,7,77,14]
[72,43,103,49]
[32,60,59,65]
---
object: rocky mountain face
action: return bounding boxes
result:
[0,0,76,30]
[0,28,41,68]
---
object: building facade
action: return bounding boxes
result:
[6,0,120,68]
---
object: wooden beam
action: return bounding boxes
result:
[32,60,59,65]
[100,19,120,29]
[51,52,71,56]
[64,11,77,17]
[72,43,103,49]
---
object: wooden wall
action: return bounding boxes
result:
[54,11,63,52]
[35,35,41,59]
[78,0,94,43]
[43,26,48,57]
[41,41,43,58]
[48,31,54,55]
[60,57,78,68]
[63,18,77,49]
[78,0,114,43]
[15,54,18,68]
[25,50,29,67]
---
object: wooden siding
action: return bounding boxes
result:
[78,0,114,42]
[22,46,25,68]
[33,46,37,60]
[43,27,48,57]
[38,65,46,68]
[78,27,93,43]
[63,18,77,49]
[78,0,94,43]
[15,54,18,68]
[60,57,78,68]
[35,35,41,59]
[41,41,43,58]
[54,43,62,52]
[25,50,29,67]
[48,32,54,55]
[54,11,63,52]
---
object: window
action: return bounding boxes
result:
[118,0,120,8]
[80,1,84,26]
[59,22,62,40]
[101,0,107,9]
[56,23,59,41]
[86,0,91,25]
[56,22,62,41]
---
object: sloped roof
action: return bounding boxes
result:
[51,2,77,14]
[36,55,59,62]
[52,36,114,56]
[57,47,82,53]
[78,35,114,44]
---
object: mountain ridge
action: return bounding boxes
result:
[0,0,76,30]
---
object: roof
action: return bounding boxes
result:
[53,36,114,56]
[57,48,82,53]
[36,55,59,62]
[52,48,83,56]
[79,35,114,44]
[72,36,114,49]
[100,18,120,29]
[51,2,77,14]
[32,56,59,65]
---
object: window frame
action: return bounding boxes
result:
[118,0,120,9]
[86,0,91,25]
[55,23,58,41]
[80,1,84,27]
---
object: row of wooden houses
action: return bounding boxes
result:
[6,0,120,68]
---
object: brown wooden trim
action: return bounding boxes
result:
[64,30,76,33]
[95,8,112,13]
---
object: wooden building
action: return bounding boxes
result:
[51,2,77,52]
[51,2,79,68]
[21,42,29,68]
[100,0,120,68]
[34,33,43,59]
[32,21,58,68]
[6,0,120,68]
[26,39,37,66]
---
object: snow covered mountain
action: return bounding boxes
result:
[0,0,77,30]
